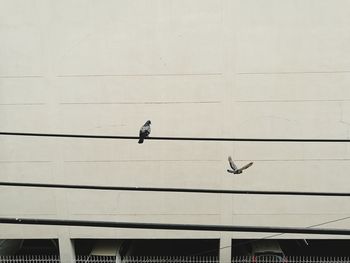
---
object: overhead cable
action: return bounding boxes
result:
[0,217,350,235]
[1,181,350,197]
[1,132,350,142]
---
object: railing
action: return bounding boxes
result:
[232,256,350,263]
[76,256,219,263]
[0,256,218,263]
[1,256,350,263]
[76,255,116,263]
[75,256,115,263]
[124,256,219,263]
[0,255,60,263]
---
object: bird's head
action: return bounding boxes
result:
[146,120,151,125]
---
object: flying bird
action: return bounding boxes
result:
[227,156,253,174]
[138,120,151,144]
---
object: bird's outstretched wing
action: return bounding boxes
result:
[239,162,253,171]
[228,156,237,171]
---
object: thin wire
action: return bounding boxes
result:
[1,131,350,142]
[1,181,350,197]
[233,215,350,248]
[191,215,350,256]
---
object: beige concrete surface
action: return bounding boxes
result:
[1,0,350,260]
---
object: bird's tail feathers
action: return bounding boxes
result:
[138,137,144,144]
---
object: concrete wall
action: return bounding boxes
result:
[1,0,350,261]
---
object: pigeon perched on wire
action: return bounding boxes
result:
[227,156,253,174]
[138,120,151,144]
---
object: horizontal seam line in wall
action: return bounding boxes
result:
[0,103,46,106]
[234,99,350,103]
[70,213,219,216]
[237,71,350,75]
[0,214,57,216]
[1,160,349,163]
[0,161,52,163]
[64,160,221,163]
[235,159,350,161]
[0,76,43,78]
[232,213,350,215]
[60,101,221,105]
[57,73,223,77]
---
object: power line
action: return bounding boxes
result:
[1,217,350,235]
[191,215,350,256]
[1,131,350,142]
[1,181,350,197]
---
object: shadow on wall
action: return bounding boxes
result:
[0,239,59,255]
[74,239,219,257]
[232,239,350,257]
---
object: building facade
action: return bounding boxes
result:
[1,0,350,262]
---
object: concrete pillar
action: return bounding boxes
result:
[219,235,232,263]
[58,236,76,263]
